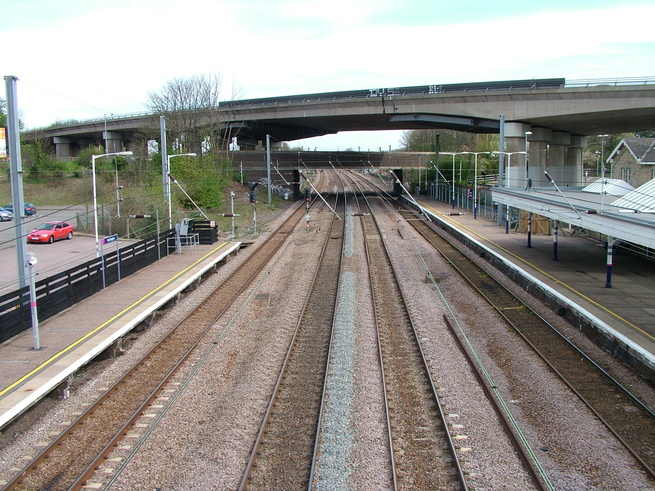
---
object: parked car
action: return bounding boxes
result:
[27,221,74,244]
[0,207,13,221]
[4,203,37,216]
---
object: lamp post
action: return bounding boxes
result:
[440,152,458,209]
[440,152,475,210]
[492,151,526,187]
[492,151,526,233]
[166,153,197,229]
[524,131,532,188]
[462,151,491,219]
[597,135,609,211]
[26,252,39,350]
[92,151,133,257]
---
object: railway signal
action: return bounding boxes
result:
[249,183,259,234]
[249,182,259,204]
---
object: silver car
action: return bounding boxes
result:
[0,207,13,222]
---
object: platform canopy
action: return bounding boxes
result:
[582,178,634,196]
[610,179,655,212]
[492,185,655,250]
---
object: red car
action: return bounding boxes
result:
[28,221,74,244]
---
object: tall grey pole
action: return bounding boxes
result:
[435,134,440,194]
[498,114,506,225]
[5,75,30,289]
[498,114,505,186]
[161,116,169,205]
[27,254,40,350]
[266,134,272,204]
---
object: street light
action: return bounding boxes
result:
[440,152,460,209]
[598,135,609,210]
[92,151,133,257]
[462,151,491,219]
[492,151,526,187]
[524,131,533,188]
[26,252,39,350]
[493,150,526,234]
[166,153,197,229]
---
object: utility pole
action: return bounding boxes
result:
[5,75,30,289]
[266,134,272,205]
[161,116,168,204]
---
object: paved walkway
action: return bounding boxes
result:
[417,198,655,364]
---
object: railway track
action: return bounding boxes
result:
[239,188,345,489]
[4,202,308,490]
[400,206,655,479]
[348,174,467,490]
[345,171,554,489]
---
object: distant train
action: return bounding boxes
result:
[221,78,566,108]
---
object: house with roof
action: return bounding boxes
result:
[607,137,655,187]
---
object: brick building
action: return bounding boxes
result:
[607,137,655,187]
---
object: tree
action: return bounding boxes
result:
[145,73,223,154]
[0,97,6,128]
[143,73,239,213]
[21,140,62,181]
[400,128,487,153]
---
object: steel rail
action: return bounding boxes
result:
[308,170,348,489]
[4,202,308,490]
[345,174,398,489]
[351,171,555,489]
[347,172,468,490]
[404,207,655,480]
[441,312,551,490]
[239,186,345,489]
[358,172,554,488]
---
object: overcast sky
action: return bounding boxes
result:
[2,0,655,151]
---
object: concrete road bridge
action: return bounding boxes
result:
[22,77,655,188]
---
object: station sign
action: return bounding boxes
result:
[102,234,119,245]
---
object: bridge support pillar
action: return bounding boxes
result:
[53,137,72,159]
[293,169,301,199]
[525,128,551,188]
[546,131,570,186]
[503,123,531,188]
[504,123,586,189]
[392,169,403,196]
[566,136,586,186]
[103,131,124,153]
[541,132,586,188]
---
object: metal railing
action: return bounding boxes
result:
[25,77,655,131]
[565,77,655,87]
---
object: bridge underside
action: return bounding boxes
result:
[22,79,655,190]
[224,113,500,144]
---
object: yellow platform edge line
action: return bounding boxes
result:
[0,242,229,398]
[419,202,655,343]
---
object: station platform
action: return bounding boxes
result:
[416,198,655,379]
[0,241,241,430]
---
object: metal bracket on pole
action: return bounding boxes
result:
[300,172,341,220]
[390,170,432,222]
[168,173,210,220]
[544,171,582,219]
